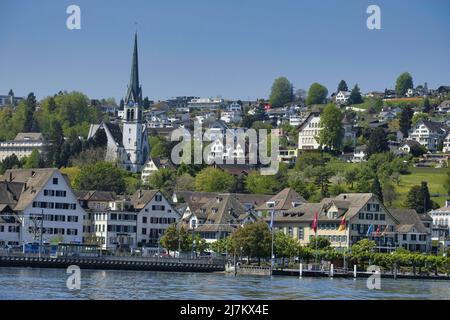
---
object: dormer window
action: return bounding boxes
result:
[267,201,276,208]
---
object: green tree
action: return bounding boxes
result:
[344,167,359,189]
[307,236,331,250]
[349,84,363,104]
[395,72,414,97]
[146,168,176,193]
[399,106,415,137]
[149,136,170,159]
[366,128,389,158]
[404,182,437,213]
[411,112,430,126]
[422,96,431,113]
[245,172,283,194]
[159,224,179,254]
[337,80,348,92]
[318,103,344,151]
[73,162,126,194]
[194,167,236,192]
[371,175,383,203]
[0,154,21,174]
[306,83,328,105]
[269,77,293,108]
[232,221,271,264]
[23,149,43,169]
[350,239,376,269]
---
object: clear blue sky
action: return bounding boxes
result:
[1,0,449,102]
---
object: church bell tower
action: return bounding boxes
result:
[122,32,148,172]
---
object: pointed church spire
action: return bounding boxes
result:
[125,32,142,106]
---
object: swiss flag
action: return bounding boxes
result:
[312,212,318,233]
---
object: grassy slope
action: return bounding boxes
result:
[328,163,447,207]
[394,167,447,208]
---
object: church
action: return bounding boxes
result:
[88,33,149,173]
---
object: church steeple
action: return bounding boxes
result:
[125,32,142,106]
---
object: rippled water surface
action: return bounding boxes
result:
[0,267,449,299]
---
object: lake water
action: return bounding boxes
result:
[0,267,449,300]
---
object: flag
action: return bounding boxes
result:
[338,215,346,232]
[375,224,381,236]
[381,225,388,236]
[269,211,274,230]
[312,212,318,233]
[366,224,373,237]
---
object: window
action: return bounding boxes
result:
[411,234,416,241]
[142,228,147,235]
[403,234,407,241]
[379,214,385,221]
[366,213,373,220]
[53,178,58,185]
[358,212,364,220]
[143,217,147,223]
[155,194,162,201]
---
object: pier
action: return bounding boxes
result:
[0,254,225,273]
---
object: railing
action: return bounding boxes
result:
[0,251,225,266]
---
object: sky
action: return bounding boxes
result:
[0,0,449,102]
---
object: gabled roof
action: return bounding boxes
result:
[14,132,44,141]
[256,188,306,211]
[150,157,174,169]
[298,111,321,131]
[195,194,249,232]
[389,208,428,234]
[0,168,59,211]
[130,190,159,210]
[415,120,446,133]
[0,181,24,206]
[401,140,422,148]
[74,190,117,202]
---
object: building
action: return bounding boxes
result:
[353,145,367,162]
[88,33,149,173]
[256,188,306,216]
[0,90,24,106]
[0,169,85,247]
[429,201,450,229]
[267,193,431,252]
[0,132,47,161]
[443,133,450,153]
[76,189,180,249]
[73,190,117,243]
[437,100,450,114]
[297,110,322,150]
[188,97,224,109]
[335,91,351,105]
[141,157,174,183]
[187,194,258,243]
[398,140,423,154]
[408,120,447,151]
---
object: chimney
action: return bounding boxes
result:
[343,195,347,200]
[139,190,142,199]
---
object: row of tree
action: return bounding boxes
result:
[209,222,449,274]
[268,72,416,109]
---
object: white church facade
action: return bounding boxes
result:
[88,33,149,173]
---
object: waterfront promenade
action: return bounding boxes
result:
[0,254,225,273]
